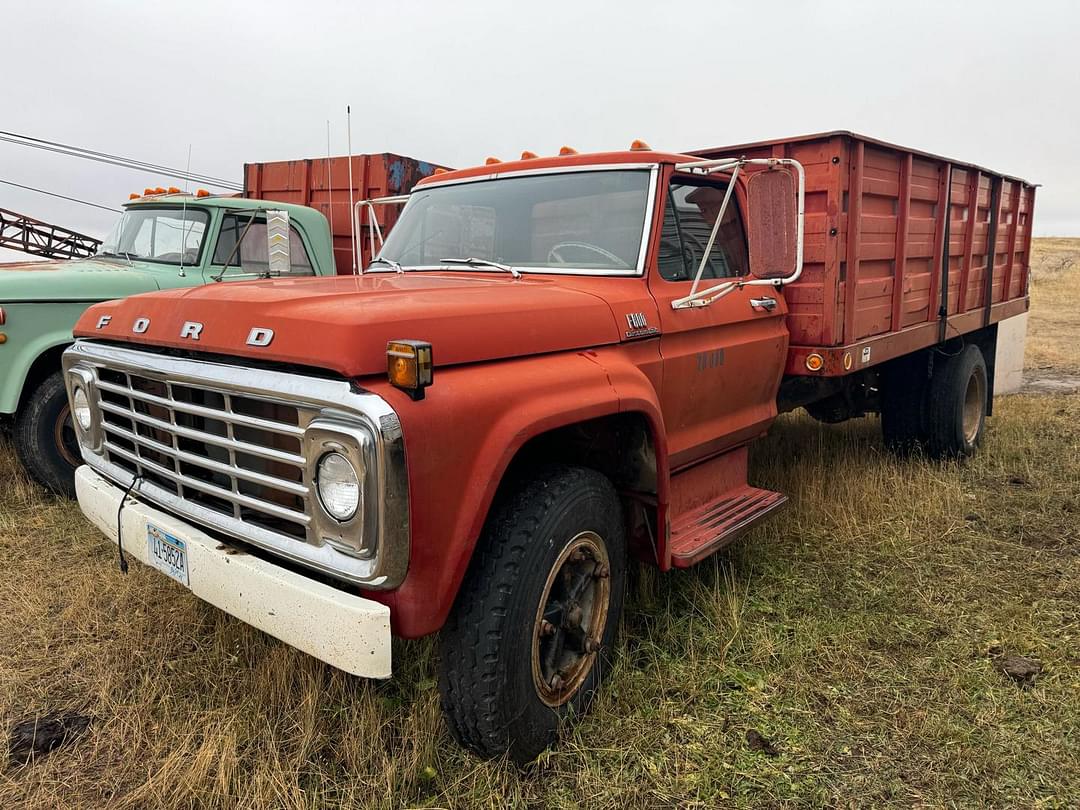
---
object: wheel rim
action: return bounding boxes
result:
[53,404,81,468]
[531,531,611,707]
[962,369,986,445]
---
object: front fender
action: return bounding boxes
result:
[0,302,87,413]
[364,346,666,638]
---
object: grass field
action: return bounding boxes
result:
[1,241,1078,808]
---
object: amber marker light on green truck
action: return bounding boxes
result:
[0,189,337,496]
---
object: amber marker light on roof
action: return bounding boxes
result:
[144,188,155,195]
[129,193,140,200]
[559,146,579,156]
[154,187,166,194]
[485,157,501,165]
[433,168,450,175]
[387,340,433,401]
[520,150,538,160]
[168,186,180,193]
[195,189,210,197]
[629,139,652,151]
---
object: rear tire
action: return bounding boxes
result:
[925,345,988,458]
[13,371,80,498]
[438,465,626,765]
[881,354,929,455]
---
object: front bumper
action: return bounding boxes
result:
[76,465,392,678]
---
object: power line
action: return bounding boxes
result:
[0,130,244,191]
[0,178,122,213]
[0,130,241,188]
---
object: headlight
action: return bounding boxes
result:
[72,386,92,431]
[316,451,361,521]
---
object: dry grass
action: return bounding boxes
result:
[1028,237,1080,374]
[1,241,1078,808]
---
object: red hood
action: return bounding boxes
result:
[75,272,623,377]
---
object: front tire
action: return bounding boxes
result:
[438,465,626,765]
[13,371,80,497]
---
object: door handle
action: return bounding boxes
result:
[750,297,778,312]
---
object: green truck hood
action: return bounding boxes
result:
[0,257,162,302]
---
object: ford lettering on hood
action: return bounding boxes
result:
[75,272,625,376]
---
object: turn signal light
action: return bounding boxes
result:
[559,146,578,156]
[805,353,825,372]
[485,157,502,165]
[195,189,210,197]
[387,340,433,400]
[630,139,652,151]
[520,150,538,160]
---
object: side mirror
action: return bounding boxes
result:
[747,168,797,280]
[265,209,291,274]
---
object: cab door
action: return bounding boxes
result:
[204,211,319,282]
[648,172,789,469]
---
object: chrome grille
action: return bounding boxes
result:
[95,367,314,542]
[64,340,411,588]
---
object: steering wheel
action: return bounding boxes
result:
[547,241,631,269]
[680,232,719,279]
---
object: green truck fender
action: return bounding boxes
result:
[0,302,102,414]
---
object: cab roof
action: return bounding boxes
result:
[123,193,331,234]
[415,149,697,187]
[125,193,316,216]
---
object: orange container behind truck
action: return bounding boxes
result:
[244,153,450,273]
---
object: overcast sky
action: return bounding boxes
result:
[1,0,1076,262]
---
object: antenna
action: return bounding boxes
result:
[346,105,357,274]
[326,119,334,272]
[178,143,192,277]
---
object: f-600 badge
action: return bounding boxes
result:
[624,312,659,340]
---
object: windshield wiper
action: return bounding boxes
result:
[99,250,134,266]
[369,256,405,273]
[439,257,521,278]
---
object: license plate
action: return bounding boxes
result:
[146,524,190,587]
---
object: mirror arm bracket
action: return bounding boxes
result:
[670,157,805,310]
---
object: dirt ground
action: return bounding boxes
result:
[0,239,1077,808]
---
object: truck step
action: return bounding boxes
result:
[669,485,788,568]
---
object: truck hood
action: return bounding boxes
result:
[76,272,623,377]
[0,257,162,302]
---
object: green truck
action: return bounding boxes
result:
[0,192,337,495]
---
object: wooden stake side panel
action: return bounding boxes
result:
[722,133,1034,357]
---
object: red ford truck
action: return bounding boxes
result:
[62,132,1034,764]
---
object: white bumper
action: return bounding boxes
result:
[75,465,392,678]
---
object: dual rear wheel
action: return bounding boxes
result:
[882,344,989,458]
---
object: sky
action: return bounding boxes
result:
[1,0,1077,262]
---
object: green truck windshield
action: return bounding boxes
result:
[98,207,209,266]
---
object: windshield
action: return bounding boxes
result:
[98,207,209,266]
[374,169,652,273]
